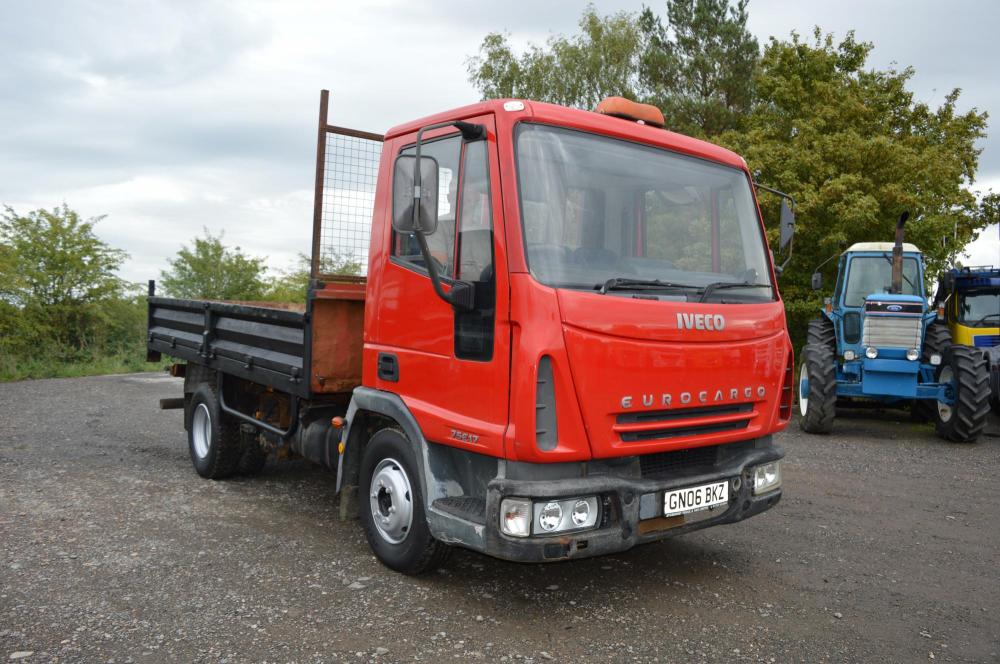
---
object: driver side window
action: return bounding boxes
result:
[392,135,462,278]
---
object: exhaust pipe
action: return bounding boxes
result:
[890,211,909,294]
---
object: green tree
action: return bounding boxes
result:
[466,1,758,136]
[639,0,759,136]
[467,7,646,109]
[719,29,990,302]
[160,229,268,300]
[0,204,127,308]
[0,205,150,377]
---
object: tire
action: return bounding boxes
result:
[912,322,953,423]
[806,317,836,352]
[798,343,837,434]
[932,345,990,443]
[359,428,451,574]
[236,425,268,476]
[187,384,243,479]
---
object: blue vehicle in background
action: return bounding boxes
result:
[798,213,991,442]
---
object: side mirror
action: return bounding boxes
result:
[811,272,822,290]
[779,199,795,251]
[392,154,439,235]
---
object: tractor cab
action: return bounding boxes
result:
[830,242,929,367]
[799,213,991,443]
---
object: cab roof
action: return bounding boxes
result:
[845,242,921,254]
[384,99,747,171]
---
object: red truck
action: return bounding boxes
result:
[148,92,796,573]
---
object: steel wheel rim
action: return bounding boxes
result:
[192,403,211,459]
[937,366,954,422]
[369,458,413,544]
[798,363,809,416]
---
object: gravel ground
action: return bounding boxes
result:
[1,372,999,663]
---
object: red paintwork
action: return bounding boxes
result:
[360,99,792,463]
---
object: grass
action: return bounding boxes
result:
[0,347,170,382]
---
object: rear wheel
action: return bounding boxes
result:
[798,343,837,434]
[933,346,990,443]
[188,384,242,479]
[807,317,836,352]
[359,428,450,574]
[236,425,268,476]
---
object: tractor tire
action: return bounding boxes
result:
[798,343,837,434]
[912,322,953,422]
[187,384,242,479]
[359,428,451,575]
[807,317,836,352]
[932,345,991,443]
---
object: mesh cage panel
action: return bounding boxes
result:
[318,132,383,276]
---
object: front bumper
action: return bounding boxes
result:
[461,437,783,563]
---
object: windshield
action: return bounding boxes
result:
[843,256,921,307]
[515,124,773,302]
[958,291,1000,326]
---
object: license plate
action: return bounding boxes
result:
[664,481,729,517]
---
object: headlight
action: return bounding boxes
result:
[843,349,856,361]
[538,502,563,532]
[571,499,591,526]
[531,496,599,535]
[753,462,782,495]
[906,348,919,361]
[865,347,878,359]
[500,498,531,537]
[930,353,942,366]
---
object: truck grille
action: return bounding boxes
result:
[615,403,754,442]
[638,440,752,478]
[862,301,922,349]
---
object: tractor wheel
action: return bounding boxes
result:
[912,322,953,422]
[798,343,837,434]
[932,346,990,443]
[807,317,836,352]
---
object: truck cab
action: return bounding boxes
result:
[149,94,795,573]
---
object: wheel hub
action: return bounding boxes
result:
[192,403,211,459]
[369,458,413,544]
[937,366,954,423]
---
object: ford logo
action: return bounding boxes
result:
[886,304,903,312]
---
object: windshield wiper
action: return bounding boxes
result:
[699,282,772,303]
[597,277,699,295]
[968,312,1000,327]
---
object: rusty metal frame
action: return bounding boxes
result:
[310,89,385,279]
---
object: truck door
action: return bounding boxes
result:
[372,114,510,458]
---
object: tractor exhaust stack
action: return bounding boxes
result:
[890,211,909,294]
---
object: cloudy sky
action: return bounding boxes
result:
[1,0,997,283]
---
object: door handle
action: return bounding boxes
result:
[377,353,399,382]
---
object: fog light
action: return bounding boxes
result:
[930,353,942,366]
[500,498,531,537]
[538,502,563,532]
[906,348,919,361]
[753,461,782,495]
[571,499,591,526]
[865,347,878,359]
[843,349,856,361]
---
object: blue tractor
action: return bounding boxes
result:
[798,213,991,442]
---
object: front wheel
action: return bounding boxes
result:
[359,428,450,574]
[933,346,990,443]
[798,343,837,434]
